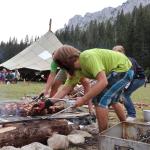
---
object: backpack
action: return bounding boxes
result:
[129,57,145,79]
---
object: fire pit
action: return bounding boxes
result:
[0,99,95,148]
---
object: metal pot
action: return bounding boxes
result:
[143,110,150,122]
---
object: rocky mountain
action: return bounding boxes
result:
[67,0,150,29]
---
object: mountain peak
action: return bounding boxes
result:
[67,0,150,29]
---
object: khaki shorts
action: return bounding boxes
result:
[55,70,67,83]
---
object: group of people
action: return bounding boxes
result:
[36,44,145,133]
[0,69,20,84]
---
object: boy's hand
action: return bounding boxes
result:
[32,99,54,112]
[74,97,85,107]
[44,91,50,98]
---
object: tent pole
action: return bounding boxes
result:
[49,18,52,31]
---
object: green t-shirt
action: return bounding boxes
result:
[65,48,132,86]
[65,70,84,86]
[50,61,58,72]
[50,61,65,73]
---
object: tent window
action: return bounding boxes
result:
[38,51,52,60]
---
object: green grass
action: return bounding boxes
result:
[0,81,45,100]
[132,83,150,104]
[0,82,150,121]
[0,82,149,101]
[131,84,150,121]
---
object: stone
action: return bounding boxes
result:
[21,142,52,150]
[47,133,69,150]
[70,130,92,138]
[0,146,20,150]
[67,134,85,145]
[81,123,99,135]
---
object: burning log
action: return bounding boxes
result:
[0,119,71,147]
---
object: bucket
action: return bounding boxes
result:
[143,110,150,122]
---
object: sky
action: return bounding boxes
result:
[0,0,126,43]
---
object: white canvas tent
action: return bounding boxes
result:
[0,31,62,71]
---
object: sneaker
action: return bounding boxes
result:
[126,117,136,122]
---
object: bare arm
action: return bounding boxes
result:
[80,71,108,104]
[80,78,93,109]
[44,72,56,96]
[52,84,74,100]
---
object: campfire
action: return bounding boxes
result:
[0,82,97,149]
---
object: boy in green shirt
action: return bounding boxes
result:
[44,61,67,97]
[52,45,134,132]
[40,60,94,115]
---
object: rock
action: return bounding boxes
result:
[0,146,20,150]
[67,134,85,145]
[70,130,92,138]
[47,133,69,150]
[81,123,99,135]
[21,142,52,150]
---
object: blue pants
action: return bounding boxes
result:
[123,78,145,117]
[93,69,134,108]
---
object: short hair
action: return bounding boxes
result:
[112,45,125,54]
[53,45,80,75]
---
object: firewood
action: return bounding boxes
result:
[0,126,16,133]
[0,119,71,147]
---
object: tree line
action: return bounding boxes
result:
[0,35,39,64]
[0,4,150,78]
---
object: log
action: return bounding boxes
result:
[0,119,71,147]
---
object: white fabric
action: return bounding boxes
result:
[0,31,62,71]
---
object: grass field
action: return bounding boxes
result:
[0,81,150,101]
[132,83,150,104]
[0,81,45,100]
[0,81,150,121]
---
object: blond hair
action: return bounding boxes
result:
[53,45,80,75]
[112,45,125,54]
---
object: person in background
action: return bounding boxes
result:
[14,69,20,83]
[144,76,148,87]
[50,45,133,133]
[112,45,145,122]
[0,69,7,84]
[5,70,15,84]
[0,70,2,84]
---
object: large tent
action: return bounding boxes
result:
[0,31,62,71]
